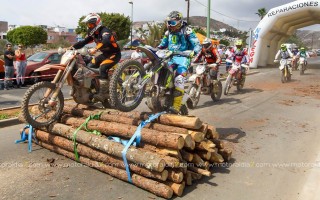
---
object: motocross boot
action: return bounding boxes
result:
[93,79,109,102]
[168,88,184,114]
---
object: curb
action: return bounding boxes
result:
[0,117,22,129]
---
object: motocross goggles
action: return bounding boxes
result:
[87,23,96,29]
[167,20,179,27]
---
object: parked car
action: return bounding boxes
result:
[22,50,62,84]
[0,59,4,79]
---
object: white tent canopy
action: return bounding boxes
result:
[249,0,320,68]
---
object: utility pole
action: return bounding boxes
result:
[129,1,133,49]
[185,0,190,24]
[206,0,210,38]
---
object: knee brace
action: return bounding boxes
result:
[174,75,185,91]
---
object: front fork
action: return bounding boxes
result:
[48,59,76,106]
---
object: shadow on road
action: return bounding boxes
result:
[0,100,20,106]
[216,127,246,143]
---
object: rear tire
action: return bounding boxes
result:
[30,72,41,84]
[211,80,222,101]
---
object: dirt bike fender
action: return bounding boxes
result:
[35,64,65,72]
[279,65,285,70]
[188,74,198,82]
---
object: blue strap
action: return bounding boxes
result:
[120,111,166,183]
[15,124,38,153]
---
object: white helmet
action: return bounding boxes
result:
[82,13,102,36]
[202,38,212,51]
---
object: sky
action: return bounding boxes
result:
[0,0,318,31]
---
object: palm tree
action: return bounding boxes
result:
[137,23,166,47]
[256,8,267,20]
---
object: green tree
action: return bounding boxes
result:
[6,26,47,48]
[256,8,267,20]
[137,23,166,47]
[193,27,207,36]
[75,12,131,40]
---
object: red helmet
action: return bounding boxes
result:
[82,13,102,36]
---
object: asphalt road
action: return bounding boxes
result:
[1,62,320,199]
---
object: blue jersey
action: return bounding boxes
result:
[158,24,201,54]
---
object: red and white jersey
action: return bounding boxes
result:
[233,48,248,64]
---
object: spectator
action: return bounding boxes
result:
[15,44,27,88]
[4,43,15,90]
[131,48,142,61]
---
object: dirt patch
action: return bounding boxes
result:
[241,118,268,130]
[292,84,320,99]
[278,99,299,106]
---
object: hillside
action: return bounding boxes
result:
[188,16,238,32]
[296,30,320,49]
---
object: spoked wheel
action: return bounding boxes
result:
[281,70,286,83]
[211,80,222,101]
[109,59,146,112]
[224,75,232,95]
[237,75,245,91]
[186,83,200,109]
[21,82,64,128]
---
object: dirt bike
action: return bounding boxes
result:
[298,57,307,75]
[275,58,292,83]
[21,47,112,128]
[109,46,192,115]
[291,56,298,71]
[186,62,222,109]
[224,59,249,95]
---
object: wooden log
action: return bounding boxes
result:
[187,130,205,142]
[38,141,173,199]
[162,156,180,168]
[139,144,180,157]
[63,105,189,134]
[32,129,168,181]
[183,171,192,186]
[167,169,184,183]
[61,115,185,150]
[43,123,166,172]
[197,151,212,161]
[207,125,219,139]
[199,123,208,134]
[188,165,211,177]
[179,134,194,150]
[164,181,185,197]
[180,150,193,162]
[195,140,216,152]
[218,148,232,162]
[210,152,224,163]
[212,138,225,149]
[188,170,202,180]
[64,104,202,130]
[156,114,203,129]
[192,154,205,166]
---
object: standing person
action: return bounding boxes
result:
[71,13,121,102]
[4,43,15,90]
[15,44,27,88]
[158,11,201,114]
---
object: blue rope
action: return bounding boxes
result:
[110,111,166,183]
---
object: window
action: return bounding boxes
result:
[48,53,62,64]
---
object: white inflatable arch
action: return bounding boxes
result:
[249,0,320,68]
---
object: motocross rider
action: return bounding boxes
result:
[296,47,310,66]
[233,40,249,78]
[274,44,293,74]
[71,13,121,102]
[224,46,234,72]
[193,38,222,80]
[157,11,201,114]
